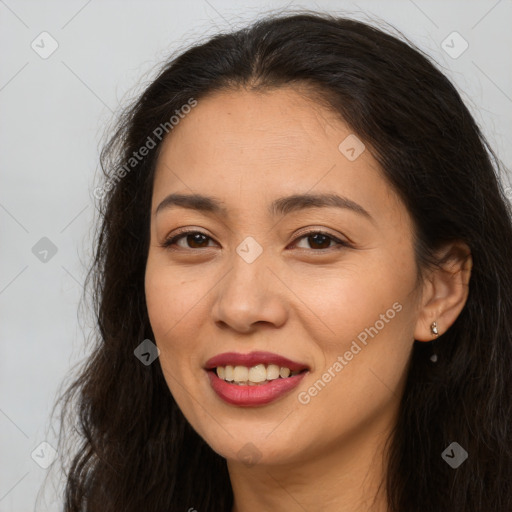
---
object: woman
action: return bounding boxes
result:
[53,11,512,512]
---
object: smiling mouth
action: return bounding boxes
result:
[209,364,308,386]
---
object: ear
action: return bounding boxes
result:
[414,241,472,342]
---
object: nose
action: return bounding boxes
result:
[211,249,288,334]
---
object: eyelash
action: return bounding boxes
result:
[160,229,351,253]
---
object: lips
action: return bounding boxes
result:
[204,351,309,373]
[207,370,307,406]
[204,351,310,406]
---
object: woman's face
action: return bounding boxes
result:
[145,86,423,466]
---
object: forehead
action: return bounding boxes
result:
[156,86,342,159]
[151,86,403,228]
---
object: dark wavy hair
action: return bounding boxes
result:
[49,10,512,512]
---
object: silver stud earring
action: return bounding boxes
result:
[430,321,439,362]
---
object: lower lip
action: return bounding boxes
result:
[206,370,308,407]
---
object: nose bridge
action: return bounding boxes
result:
[223,234,270,309]
[212,234,287,331]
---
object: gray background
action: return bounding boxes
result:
[1,0,511,510]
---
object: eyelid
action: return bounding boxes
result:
[291,226,351,244]
[160,226,352,251]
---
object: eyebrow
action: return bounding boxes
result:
[155,192,375,223]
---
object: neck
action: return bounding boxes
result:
[228,410,395,512]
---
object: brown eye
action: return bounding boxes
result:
[161,229,350,252]
[303,233,333,249]
[162,231,214,249]
[292,231,350,251]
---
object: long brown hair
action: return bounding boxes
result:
[50,11,512,511]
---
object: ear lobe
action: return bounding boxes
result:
[414,315,441,343]
[413,241,472,342]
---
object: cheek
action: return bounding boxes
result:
[144,264,203,400]
[290,250,415,347]
[144,259,223,388]
[145,260,203,339]
[295,250,416,402]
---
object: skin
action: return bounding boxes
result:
[144,86,472,512]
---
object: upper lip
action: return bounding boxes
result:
[204,351,309,373]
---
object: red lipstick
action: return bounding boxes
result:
[204,351,309,373]
[204,351,309,407]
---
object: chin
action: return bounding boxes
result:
[202,431,307,468]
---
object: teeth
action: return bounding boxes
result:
[248,364,267,383]
[279,367,291,378]
[233,366,249,382]
[267,364,280,380]
[215,364,302,384]
[224,365,234,382]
